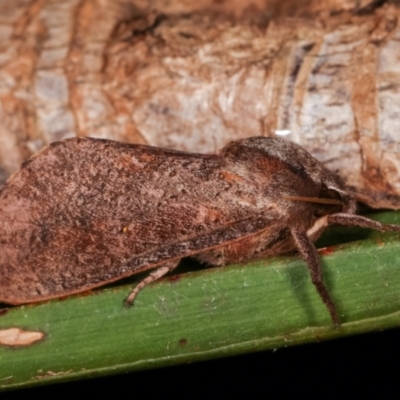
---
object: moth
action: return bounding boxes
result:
[0,136,399,325]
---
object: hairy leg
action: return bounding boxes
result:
[307,213,400,241]
[291,228,340,326]
[125,260,180,306]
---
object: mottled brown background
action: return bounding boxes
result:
[0,0,399,198]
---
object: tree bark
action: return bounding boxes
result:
[0,0,399,206]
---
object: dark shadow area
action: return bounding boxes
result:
[284,259,317,325]
[2,326,400,396]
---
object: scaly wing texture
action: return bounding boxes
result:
[0,138,280,303]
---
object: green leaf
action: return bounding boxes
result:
[1,211,400,390]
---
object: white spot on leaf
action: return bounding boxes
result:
[0,328,44,347]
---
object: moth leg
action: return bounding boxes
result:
[306,216,330,241]
[291,228,340,326]
[124,260,180,306]
[327,213,400,232]
[308,213,400,241]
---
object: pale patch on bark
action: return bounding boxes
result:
[0,0,399,205]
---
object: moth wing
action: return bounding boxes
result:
[0,138,277,304]
[0,211,276,304]
[117,215,277,273]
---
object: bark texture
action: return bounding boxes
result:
[0,0,399,201]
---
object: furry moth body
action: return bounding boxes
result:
[1,136,399,325]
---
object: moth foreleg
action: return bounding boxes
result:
[291,228,340,326]
[307,212,400,241]
[124,260,180,306]
[327,213,400,232]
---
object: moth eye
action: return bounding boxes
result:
[320,187,341,201]
[315,187,343,217]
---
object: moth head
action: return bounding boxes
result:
[221,136,357,216]
[314,173,357,216]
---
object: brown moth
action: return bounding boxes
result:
[0,137,399,325]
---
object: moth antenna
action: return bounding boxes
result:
[284,196,342,206]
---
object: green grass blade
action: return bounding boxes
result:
[1,211,400,390]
